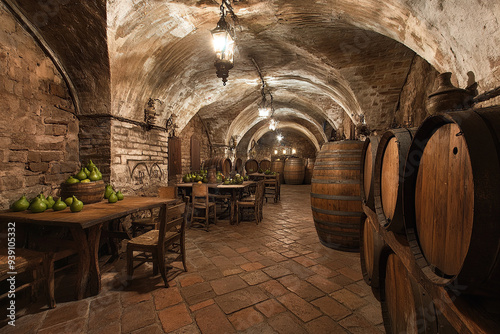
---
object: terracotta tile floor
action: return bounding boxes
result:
[2,185,385,333]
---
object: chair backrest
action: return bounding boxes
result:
[192,183,209,204]
[255,181,265,205]
[158,202,186,248]
[158,186,177,199]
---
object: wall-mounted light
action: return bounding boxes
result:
[269,118,277,131]
[274,149,278,155]
[292,148,296,154]
[277,133,283,142]
[211,2,236,86]
[282,148,286,155]
[166,113,178,137]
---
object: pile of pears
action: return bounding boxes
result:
[183,170,209,183]
[10,193,84,213]
[66,160,103,184]
[104,184,124,203]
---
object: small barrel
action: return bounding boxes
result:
[360,136,380,211]
[259,159,271,172]
[60,180,104,204]
[304,158,315,184]
[203,157,232,176]
[284,158,305,185]
[271,159,285,184]
[311,140,364,251]
[403,108,500,296]
[245,159,258,174]
[359,216,386,289]
[235,158,243,174]
[373,128,416,233]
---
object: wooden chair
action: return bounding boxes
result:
[126,202,187,287]
[237,180,264,225]
[0,248,55,308]
[190,183,217,231]
[264,176,280,203]
[131,186,177,237]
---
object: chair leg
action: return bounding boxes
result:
[214,205,217,225]
[180,233,187,272]
[254,207,259,225]
[44,253,56,308]
[236,204,240,225]
[205,208,209,232]
[157,251,169,288]
[127,247,134,278]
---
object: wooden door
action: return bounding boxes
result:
[168,137,182,181]
[191,136,200,171]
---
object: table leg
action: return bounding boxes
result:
[70,224,103,299]
[230,189,237,224]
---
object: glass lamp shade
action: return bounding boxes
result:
[269,119,277,131]
[211,20,234,62]
[258,106,270,117]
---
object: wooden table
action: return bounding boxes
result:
[0,196,176,300]
[248,173,277,180]
[177,181,255,224]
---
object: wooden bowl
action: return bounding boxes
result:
[60,180,104,204]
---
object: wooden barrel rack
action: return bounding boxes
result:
[361,107,500,334]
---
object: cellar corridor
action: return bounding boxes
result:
[2,185,383,334]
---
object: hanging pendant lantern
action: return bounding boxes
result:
[211,5,235,86]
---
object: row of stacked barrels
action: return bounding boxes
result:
[311,108,500,333]
[244,158,316,185]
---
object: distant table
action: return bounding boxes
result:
[0,197,176,299]
[177,181,256,224]
[248,173,277,180]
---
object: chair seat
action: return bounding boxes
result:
[0,248,45,279]
[193,202,216,209]
[240,195,256,202]
[131,217,156,226]
[128,229,180,247]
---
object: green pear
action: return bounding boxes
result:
[116,191,124,201]
[11,195,30,212]
[108,192,118,203]
[66,176,80,184]
[104,185,114,199]
[52,198,67,211]
[46,196,55,209]
[75,168,88,181]
[30,197,47,213]
[70,196,84,212]
[64,197,73,206]
[88,168,100,181]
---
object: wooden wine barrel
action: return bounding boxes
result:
[373,128,416,233]
[245,159,258,174]
[60,180,104,204]
[359,216,386,289]
[381,252,455,334]
[259,159,271,172]
[271,159,285,184]
[235,158,243,174]
[360,136,380,211]
[403,108,500,296]
[304,158,315,184]
[203,157,231,176]
[284,158,305,185]
[311,140,364,251]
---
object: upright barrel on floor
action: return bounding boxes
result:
[311,140,364,251]
[271,159,285,184]
[403,108,500,296]
[373,128,415,233]
[304,158,315,184]
[284,158,305,185]
[203,157,231,176]
[360,136,380,211]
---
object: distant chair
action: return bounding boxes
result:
[126,202,187,287]
[264,175,280,203]
[0,248,55,308]
[190,183,217,231]
[131,186,178,237]
[237,180,265,225]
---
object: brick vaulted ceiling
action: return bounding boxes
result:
[5,0,500,152]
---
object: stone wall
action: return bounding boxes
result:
[392,56,440,129]
[0,3,77,210]
[79,116,111,182]
[110,120,169,196]
[178,115,211,175]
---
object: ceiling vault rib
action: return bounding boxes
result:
[1,0,81,115]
